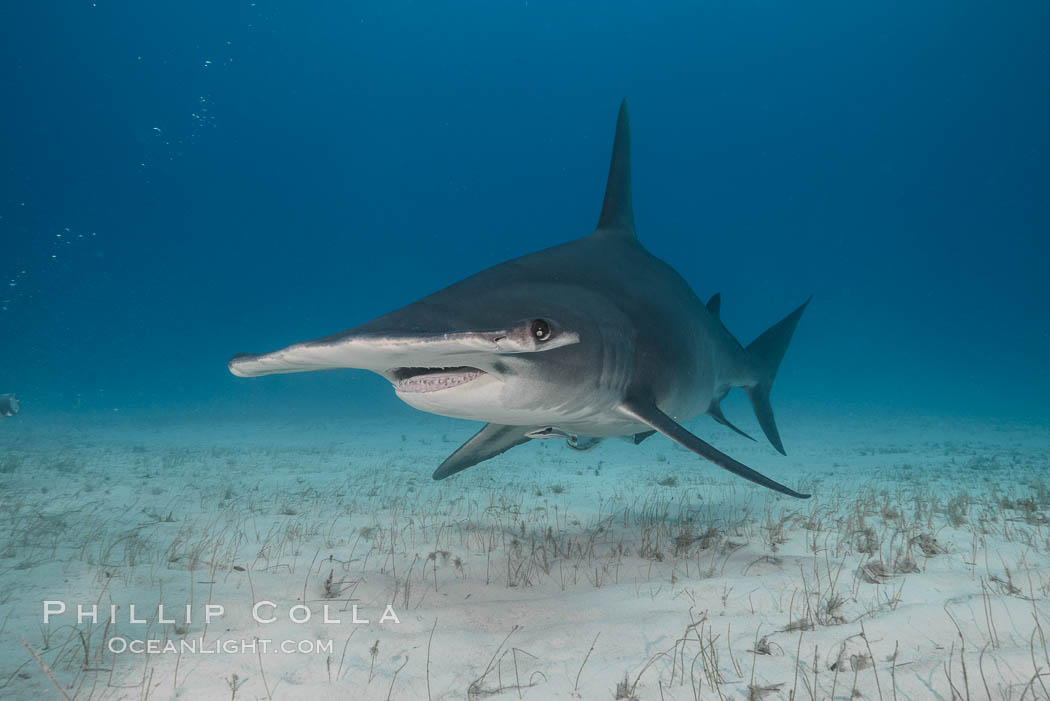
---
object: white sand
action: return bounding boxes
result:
[1,409,1049,700]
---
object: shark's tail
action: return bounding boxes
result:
[743,298,811,455]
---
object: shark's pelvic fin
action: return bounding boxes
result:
[706,293,721,318]
[707,401,755,441]
[633,429,657,445]
[432,424,534,480]
[744,297,811,455]
[594,99,635,238]
[617,399,810,498]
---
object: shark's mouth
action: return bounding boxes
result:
[391,366,486,393]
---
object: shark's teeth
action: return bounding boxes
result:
[393,368,485,393]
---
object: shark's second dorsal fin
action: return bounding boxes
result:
[594,99,635,238]
[706,293,722,318]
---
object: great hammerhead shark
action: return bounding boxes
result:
[229,101,810,498]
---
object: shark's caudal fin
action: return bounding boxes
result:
[594,99,636,238]
[744,298,811,455]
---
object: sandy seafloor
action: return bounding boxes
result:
[1,406,1049,701]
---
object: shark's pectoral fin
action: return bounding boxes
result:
[707,402,756,442]
[432,424,535,480]
[617,399,810,499]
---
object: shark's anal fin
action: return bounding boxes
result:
[707,402,755,442]
[617,399,810,499]
[432,424,533,480]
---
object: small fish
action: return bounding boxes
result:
[0,394,19,418]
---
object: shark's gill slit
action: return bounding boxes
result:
[391,366,486,393]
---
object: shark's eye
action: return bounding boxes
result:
[530,319,552,342]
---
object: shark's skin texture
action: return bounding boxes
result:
[229,101,811,498]
[0,394,19,418]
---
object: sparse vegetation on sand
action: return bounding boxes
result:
[0,416,1048,700]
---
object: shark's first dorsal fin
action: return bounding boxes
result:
[595,99,635,238]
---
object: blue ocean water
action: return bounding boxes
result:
[2,1,1047,423]
[4,6,1050,700]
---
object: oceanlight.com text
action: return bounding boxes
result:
[108,637,335,655]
